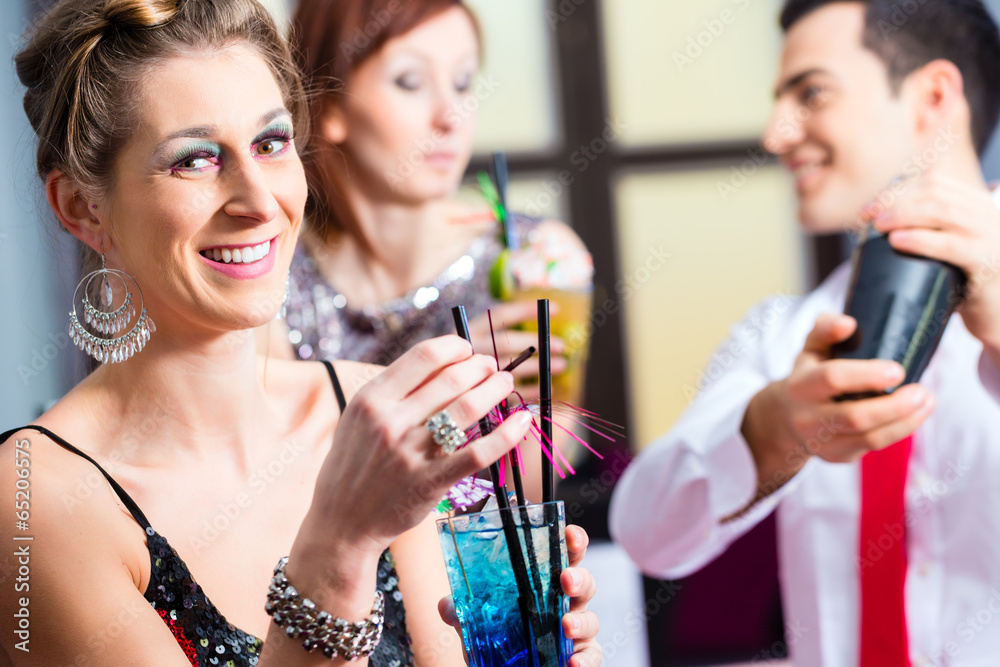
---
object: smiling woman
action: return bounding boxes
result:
[0,0,602,665]
[88,47,306,334]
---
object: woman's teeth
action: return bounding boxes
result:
[201,240,271,264]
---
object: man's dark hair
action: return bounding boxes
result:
[780,0,1000,154]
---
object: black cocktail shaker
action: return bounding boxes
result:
[831,223,966,400]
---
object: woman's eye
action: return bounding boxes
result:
[395,73,421,91]
[256,138,289,156]
[455,72,473,93]
[172,153,217,172]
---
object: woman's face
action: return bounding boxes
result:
[325,6,481,203]
[106,46,307,336]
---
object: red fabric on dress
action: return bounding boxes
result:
[157,607,199,665]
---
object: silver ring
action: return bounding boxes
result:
[425,410,465,455]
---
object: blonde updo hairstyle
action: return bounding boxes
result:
[16,0,307,271]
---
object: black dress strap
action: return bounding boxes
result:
[0,425,153,530]
[321,360,348,412]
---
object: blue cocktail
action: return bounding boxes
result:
[437,501,573,667]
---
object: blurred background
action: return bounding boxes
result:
[4,0,1000,664]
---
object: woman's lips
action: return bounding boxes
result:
[425,152,458,168]
[198,237,277,279]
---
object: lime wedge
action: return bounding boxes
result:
[489,249,516,301]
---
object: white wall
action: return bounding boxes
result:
[0,0,80,427]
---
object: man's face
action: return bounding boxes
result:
[763,3,916,233]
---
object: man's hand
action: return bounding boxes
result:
[874,173,1000,367]
[740,314,935,503]
[438,524,602,667]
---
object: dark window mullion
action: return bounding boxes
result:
[550,0,633,470]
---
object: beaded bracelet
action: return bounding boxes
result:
[265,557,385,660]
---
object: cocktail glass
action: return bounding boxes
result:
[437,501,572,667]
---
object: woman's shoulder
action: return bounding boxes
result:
[259,357,338,410]
[0,426,184,662]
[0,424,127,510]
[0,424,146,563]
[258,357,384,410]
[325,359,385,402]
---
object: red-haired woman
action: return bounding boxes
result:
[266,0,593,422]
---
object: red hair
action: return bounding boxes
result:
[291,0,481,239]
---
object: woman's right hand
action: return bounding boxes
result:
[468,301,568,401]
[305,335,531,555]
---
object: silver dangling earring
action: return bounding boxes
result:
[275,276,290,321]
[68,247,156,364]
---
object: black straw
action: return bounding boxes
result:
[538,299,554,504]
[492,152,519,251]
[497,341,547,627]
[498,341,547,616]
[538,299,563,648]
[509,447,546,618]
[452,306,508,503]
[503,346,536,373]
[451,306,543,653]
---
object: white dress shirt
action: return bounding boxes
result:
[610,249,1000,666]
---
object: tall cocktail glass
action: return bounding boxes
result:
[437,501,572,667]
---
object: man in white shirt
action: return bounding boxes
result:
[610,1,1000,665]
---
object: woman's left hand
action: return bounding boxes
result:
[438,524,602,667]
[560,524,602,667]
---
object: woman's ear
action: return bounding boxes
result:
[45,169,108,253]
[318,100,348,145]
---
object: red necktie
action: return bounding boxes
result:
[859,436,913,667]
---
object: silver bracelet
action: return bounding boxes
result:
[265,556,385,660]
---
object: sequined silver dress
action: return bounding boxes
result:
[284,215,539,365]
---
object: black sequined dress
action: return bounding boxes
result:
[0,362,414,667]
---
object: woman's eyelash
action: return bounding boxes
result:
[170,144,220,172]
[395,74,420,90]
[256,125,294,141]
[168,125,294,172]
[253,126,295,158]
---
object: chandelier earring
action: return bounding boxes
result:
[68,247,156,364]
[275,275,290,321]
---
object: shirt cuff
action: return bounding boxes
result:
[699,405,759,518]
